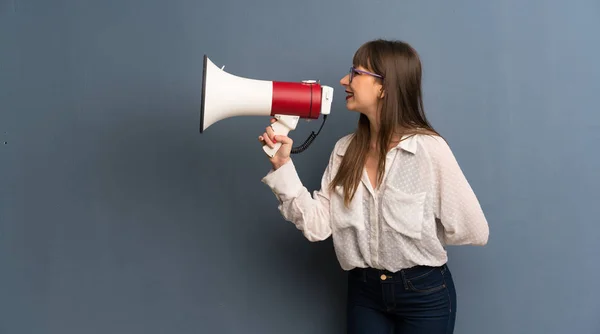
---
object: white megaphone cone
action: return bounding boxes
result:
[200,55,334,157]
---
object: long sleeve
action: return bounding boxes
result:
[428,137,489,246]
[261,153,335,242]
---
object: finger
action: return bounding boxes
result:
[262,132,275,148]
[273,135,293,145]
[259,132,270,144]
[265,126,277,143]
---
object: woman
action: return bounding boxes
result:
[258,39,489,334]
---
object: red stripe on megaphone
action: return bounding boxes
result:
[271,81,322,119]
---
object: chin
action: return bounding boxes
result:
[345,103,361,113]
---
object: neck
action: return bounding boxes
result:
[369,119,380,149]
[369,122,403,151]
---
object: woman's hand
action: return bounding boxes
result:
[259,118,293,170]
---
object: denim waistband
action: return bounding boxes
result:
[349,263,448,283]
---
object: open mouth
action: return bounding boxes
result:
[345,90,354,100]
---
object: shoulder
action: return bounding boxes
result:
[331,133,356,157]
[415,133,449,150]
[413,134,456,161]
[412,134,466,174]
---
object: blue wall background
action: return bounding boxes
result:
[1,0,599,333]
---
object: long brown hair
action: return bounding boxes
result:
[330,39,440,206]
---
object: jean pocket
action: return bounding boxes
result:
[405,267,446,293]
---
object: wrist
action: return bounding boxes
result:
[272,158,290,170]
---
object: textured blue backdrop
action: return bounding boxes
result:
[1,0,599,333]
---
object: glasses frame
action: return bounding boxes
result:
[349,67,384,83]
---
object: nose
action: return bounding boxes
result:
[340,73,349,86]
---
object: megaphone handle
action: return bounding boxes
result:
[262,115,299,158]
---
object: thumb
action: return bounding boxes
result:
[273,135,292,145]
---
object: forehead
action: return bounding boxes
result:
[353,65,369,71]
[352,59,375,73]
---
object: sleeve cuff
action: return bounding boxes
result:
[261,160,304,201]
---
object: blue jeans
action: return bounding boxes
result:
[346,264,456,334]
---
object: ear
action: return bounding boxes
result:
[378,88,385,99]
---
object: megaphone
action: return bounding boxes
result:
[200,55,334,157]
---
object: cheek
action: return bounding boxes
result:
[358,90,377,104]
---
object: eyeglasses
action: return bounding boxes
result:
[349,67,383,83]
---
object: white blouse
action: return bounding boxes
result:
[261,133,489,272]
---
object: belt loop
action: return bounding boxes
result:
[362,269,367,283]
[400,269,408,290]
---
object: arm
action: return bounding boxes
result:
[428,137,489,246]
[261,152,335,242]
